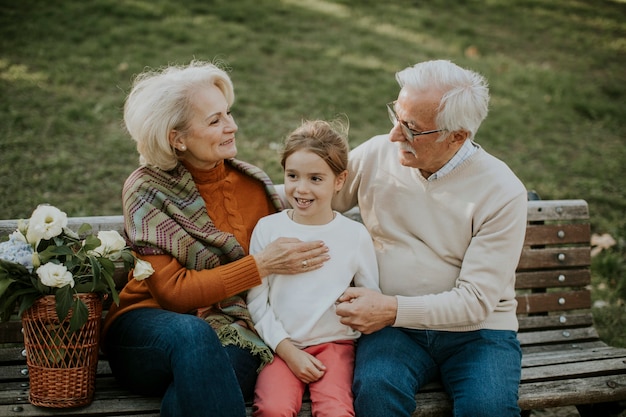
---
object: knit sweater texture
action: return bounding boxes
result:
[102,160,279,339]
[333,135,528,332]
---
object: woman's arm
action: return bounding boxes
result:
[141,236,331,314]
[141,253,261,313]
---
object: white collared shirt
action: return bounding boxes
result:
[428,139,478,181]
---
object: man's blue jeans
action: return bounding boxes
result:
[103,308,261,417]
[353,327,522,417]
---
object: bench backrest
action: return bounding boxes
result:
[517,200,591,315]
[0,200,593,346]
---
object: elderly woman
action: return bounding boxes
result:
[102,61,330,417]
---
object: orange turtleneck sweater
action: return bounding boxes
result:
[102,160,277,338]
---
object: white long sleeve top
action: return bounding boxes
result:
[247,211,380,350]
[332,135,528,332]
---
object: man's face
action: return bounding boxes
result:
[388,88,460,177]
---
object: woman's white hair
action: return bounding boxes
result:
[124,60,234,170]
[395,60,489,140]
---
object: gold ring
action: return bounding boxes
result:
[302,260,308,268]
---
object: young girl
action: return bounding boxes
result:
[247,120,380,417]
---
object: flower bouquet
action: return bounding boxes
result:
[0,204,153,408]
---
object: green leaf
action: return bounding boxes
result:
[69,297,88,333]
[121,250,136,267]
[74,281,99,293]
[88,256,102,292]
[0,274,16,299]
[101,267,120,305]
[0,259,32,278]
[78,223,93,235]
[1,287,40,320]
[98,257,115,274]
[55,285,73,321]
[32,272,50,293]
[82,234,101,252]
[37,244,73,264]
[17,292,41,318]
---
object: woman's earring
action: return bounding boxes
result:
[180,145,187,151]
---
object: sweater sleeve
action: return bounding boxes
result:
[140,253,262,313]
[394,191,528,330]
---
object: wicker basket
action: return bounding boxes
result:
[21,293,103,408]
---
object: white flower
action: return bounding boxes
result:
[25,205,68,245]
[36,262,75,289]
[91,230,127,257]
[133,259,154,281]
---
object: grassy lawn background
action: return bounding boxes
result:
[1,0,625,346]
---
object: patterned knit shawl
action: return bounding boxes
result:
[122,158,284,370]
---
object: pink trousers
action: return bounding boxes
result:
[252,340,355,417]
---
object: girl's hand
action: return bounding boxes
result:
[276,339,326,384]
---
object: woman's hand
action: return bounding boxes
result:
[253,237,329,277]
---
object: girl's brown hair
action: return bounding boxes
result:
[281,119,349,176]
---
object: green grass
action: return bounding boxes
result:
[1,0,625,345]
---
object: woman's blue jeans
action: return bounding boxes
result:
[353,327,522,417]
[103,308,261,417]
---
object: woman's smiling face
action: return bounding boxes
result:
[173,84,238,169]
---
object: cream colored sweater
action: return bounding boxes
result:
[333,135,527,332]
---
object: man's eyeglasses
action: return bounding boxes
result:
[386,101,446,142]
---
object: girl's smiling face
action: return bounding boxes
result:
[284,149,347,225]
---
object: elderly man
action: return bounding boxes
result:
[334,60,527,417]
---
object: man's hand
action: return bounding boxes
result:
[335,287,398,334]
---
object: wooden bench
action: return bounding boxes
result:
[1,199,625,416]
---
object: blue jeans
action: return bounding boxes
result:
[103,308,261,417]
[353,327,522,417]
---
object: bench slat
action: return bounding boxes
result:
[516,289,591,315]
[521,356,626,382]
[526,200,589,222]
[515,269,590,289]
[517,326,599,346]
[517,312,593,331]
[414,375,626,417]
[522,345,626,367]
[518,247,591,270]
[411,374,626,417]
[0,396,161,417]
[0,216,126,238]
[524,223,590,246]
[521,340,610,355]
[0,201,590,237]
[519,374,626,410]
